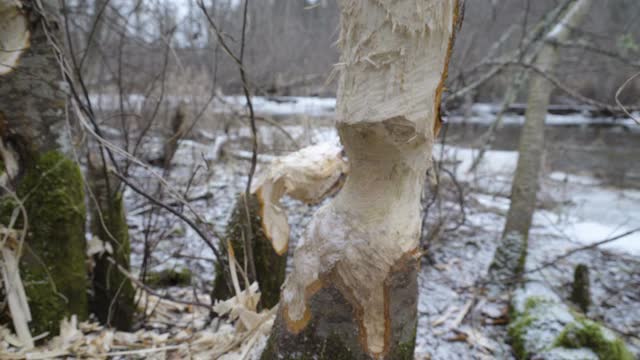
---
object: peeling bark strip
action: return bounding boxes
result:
[213,143,347,309]
[263,1,460,358]
[252,142,348,256]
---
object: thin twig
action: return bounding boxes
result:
[111,170,224,265]
[198,0,258,282]
[615,71,640,125]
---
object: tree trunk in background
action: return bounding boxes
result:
[262,1,460,358]
[87,154,135,331]
[488,0,592,287]
[0,0,88,335]
[82,0,108,83]
[162,102,186,170]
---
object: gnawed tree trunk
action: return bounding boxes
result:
[262,1,460,358]
[488,0,592,286]
[87,154,135,331]
[213,143,347,310]
[0,0,88,335]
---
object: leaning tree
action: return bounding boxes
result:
[262,0,461,358]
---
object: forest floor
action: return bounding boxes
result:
[1,99,639,359]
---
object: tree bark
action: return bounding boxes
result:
[262,1,460,358]
[87,154,135,331]
[211,193,287,310]
[162,102,186,170]
[489,0,592,285]
[0,0,88,335]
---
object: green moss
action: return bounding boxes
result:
[570,264,591,313]
[555,319,633,360]
[389,332,417,360]
[488,231,528,284]
[0,195,18,220]
[0,196,17,326]
[212,193,287,309]
[16,151,88,335]
[509,312,535,359]
[508,296,555,359]
[317,333,357,359]
[523,296,548,312]
[146,268,192,287]
[516,234,528,277]
[90,189,135,331]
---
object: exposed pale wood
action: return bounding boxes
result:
[263,1,461,358]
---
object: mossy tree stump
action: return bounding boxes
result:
[0,1,90,336]
[87,156,135,331]
[16,152,89,335]
[212,193,286,309]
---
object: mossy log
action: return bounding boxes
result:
[212,193,286,309]
[509,281,633,360]
[17,152,88,335]
[88,157,135,331]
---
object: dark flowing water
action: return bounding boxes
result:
[443,120,640,188]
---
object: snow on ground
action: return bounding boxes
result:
[437,145,640,256]
[101,122,639,358]
[415,144,640,359]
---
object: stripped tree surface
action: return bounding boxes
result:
[262,1,461,358]
[212,142,347,310]
[0,0,88,335]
